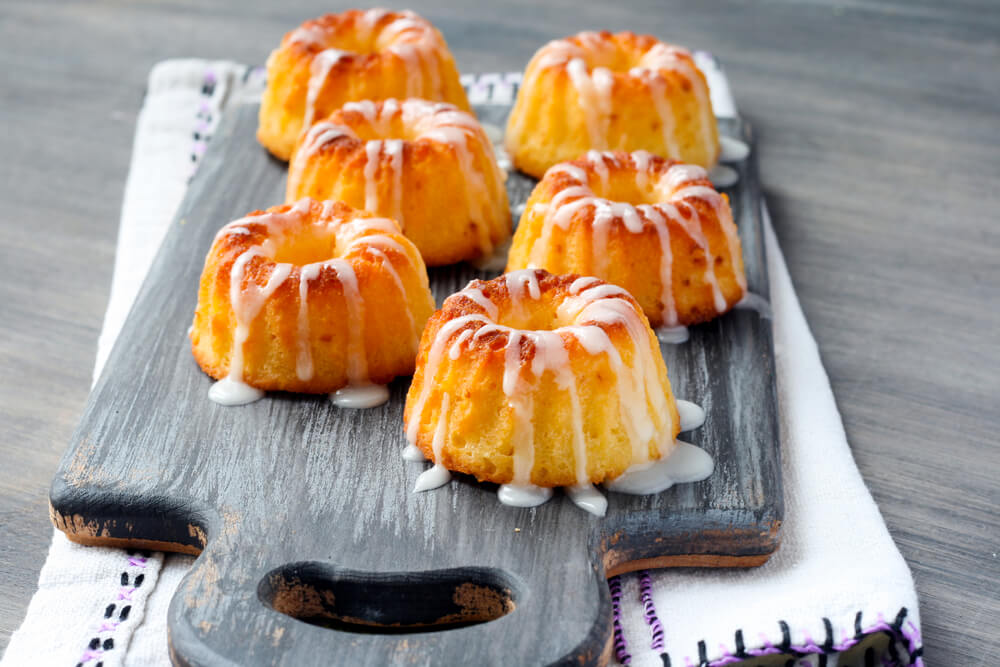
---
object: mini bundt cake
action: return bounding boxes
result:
[191,198,435,405]
[403,269,681,502]
[287,99,510,267]
[506,151,746,328]
[505,31,718,178]
[258,9,470,161]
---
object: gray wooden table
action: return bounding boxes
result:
[1,0,997,664]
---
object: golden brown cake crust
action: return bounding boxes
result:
[257,10,470,161]
[506,151,746,327]
[404,269,681,488]
[505,30,719,178]
[286,99,511,267]
[190,198,435,394]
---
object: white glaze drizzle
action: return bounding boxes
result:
[640,43,716,160]
[497,484,553,508]
[295,262,320,380]
[565,58,612,148]
[676,399,706,431]
[303,48,349,129]
[406,274,682,513]
[307,100,501,258]
[363,141,382,216]
[605,441,713,495]
[671,182,747,295]
[385,138,405,225]
[414,392,453,492]
[630,66,681,158]
[719,135,750,162]
[460,284,499,319]
[566,483,608,517]
[402,443,427,462]
[358,239,421,352]
[287,122,356,198]
[287,24,327,47]
[735,292,773,319]
[708,164,739,188]
[527,153,747,325]
[208,378,265,406]
[331,383,389,408]
[208,200,424,407]
[209,204,304,405]
[655,325,690,344]
[508,34,715,162]
[297,10,443,133]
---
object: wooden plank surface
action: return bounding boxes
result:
[48,99,777,665]
[1,1,998,664]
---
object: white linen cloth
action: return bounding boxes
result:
[2,59,922,667]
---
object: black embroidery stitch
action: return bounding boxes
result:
[734,629,747,657]
[119,605,131,621]
[893,607,908,630]
[822,617,834,651]
[697,639,708,666]
[134,574,145,588]
[660,653,670,667]
[778,619,791,652]
[120,572,129,586]
[104,604,115,619]
[103,638,114,650]
[89,637,100,650]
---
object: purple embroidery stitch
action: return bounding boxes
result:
[637,571,666,652]
[608,576,631,665]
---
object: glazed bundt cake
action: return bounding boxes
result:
[258,9,470,161]
[506,151,746,328]
[403,269,681,507]
[505,31,719,178]
[191,198,435,406]
[287,99,510,267]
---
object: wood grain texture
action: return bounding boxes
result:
[47,101,778,665]
[1,1,998,664]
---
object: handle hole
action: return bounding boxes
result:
[259,562,519,634]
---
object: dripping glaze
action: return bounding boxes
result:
[509,33,716,163]
[405,271,714,515]
[206,200,423,406]
[291,99,503,260]
[298,10,445,132]
[528,152,746,326]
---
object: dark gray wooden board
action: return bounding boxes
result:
[49,99,780,666]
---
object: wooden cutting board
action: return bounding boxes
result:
[50,98,781,666]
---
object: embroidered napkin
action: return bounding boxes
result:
[2,59,922,667]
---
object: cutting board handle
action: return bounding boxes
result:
[168,527,614,666]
